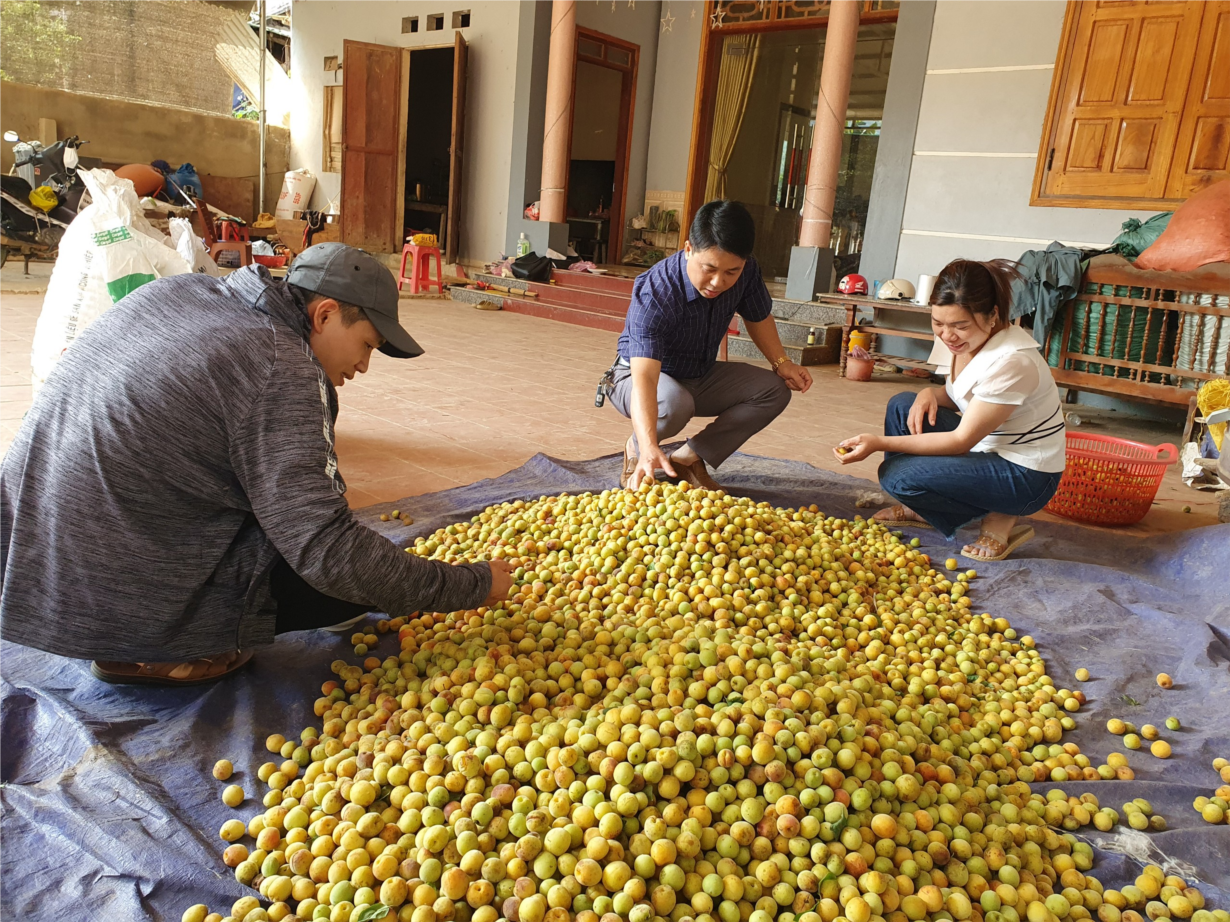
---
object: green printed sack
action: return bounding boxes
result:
[31,168,191,394]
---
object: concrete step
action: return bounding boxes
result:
[461,274,855,348]
[503,299,627,333]
[737,315,844,346]
[491,268,636,295]
[769,298,848,327]
[471,272,537,297]
[726,334,839,367]
[476,270,632,298]
[548,269,636,296]
[450,285,503,308]
[533,287,629,316]
[473,272,631,317]
[449,285,625,333]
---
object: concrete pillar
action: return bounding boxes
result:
[801,0,860,248]
[529,0,577,257]
[859,0,935,287]
[786,0,861,302]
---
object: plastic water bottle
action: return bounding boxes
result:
[517,233,530,258]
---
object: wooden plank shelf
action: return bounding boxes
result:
[869,352,936,372]
[857,325,935,341]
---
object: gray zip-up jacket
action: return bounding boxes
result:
[0,266,491,661]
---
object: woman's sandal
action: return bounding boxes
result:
[960,525,1035,562]
[871,505,934,529]
[90,649,254,687]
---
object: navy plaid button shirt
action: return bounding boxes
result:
[616,249,773,379]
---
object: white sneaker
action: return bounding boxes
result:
[321,613,369,633]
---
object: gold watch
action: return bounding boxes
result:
[770,355,790,371]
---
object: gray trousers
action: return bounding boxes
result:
[607,361,791,468]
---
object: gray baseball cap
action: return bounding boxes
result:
[287,242,424,358]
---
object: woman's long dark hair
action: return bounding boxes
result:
[928,259,1023,326]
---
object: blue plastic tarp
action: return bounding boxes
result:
[2,451,1228,921]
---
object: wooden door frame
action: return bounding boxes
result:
[395,47,410,250]
[447,31,467,265]
[568,27,639,265]
[682,1,899,234]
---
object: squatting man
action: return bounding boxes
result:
[0,243,514,685]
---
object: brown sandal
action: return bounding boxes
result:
[960,525,1035,562]
[91,649,254,687]
[670,457,720,491]
[619,435,637,489]
[871,504,934,529]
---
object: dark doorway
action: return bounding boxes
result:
[568,59,621,263]
[403,46,454,254]
[340,35,465,258]
[567,29,638,266]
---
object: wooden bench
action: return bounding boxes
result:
[1043,257,1230,442]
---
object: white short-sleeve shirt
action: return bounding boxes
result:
[930,326,1067,473]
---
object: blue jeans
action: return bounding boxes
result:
[877,391,1063,538]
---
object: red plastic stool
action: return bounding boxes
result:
[398,243,443,294]
[218,221,250,243]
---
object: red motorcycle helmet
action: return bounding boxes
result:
[838,273,868,295]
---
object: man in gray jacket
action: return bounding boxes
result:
[0,243,512,685]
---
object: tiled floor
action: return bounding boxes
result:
[1,284,1219,536]
[0,260,53,294]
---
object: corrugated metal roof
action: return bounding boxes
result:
[215,10,292,128]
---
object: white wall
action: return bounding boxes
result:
[645,0,703,200]
[289,0,525,263]
[893,0,1146,284]
[505,1,552,257]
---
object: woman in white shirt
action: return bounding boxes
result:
[835,259,1065,561]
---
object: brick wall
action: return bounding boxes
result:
[4,0,238,115]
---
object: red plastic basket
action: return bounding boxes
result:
[253,254,287,268]
[1044,433,1178,526]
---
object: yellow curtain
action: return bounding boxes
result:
[705,34,761,202]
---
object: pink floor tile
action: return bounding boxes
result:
[1,290,1218,533]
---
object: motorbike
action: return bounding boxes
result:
[1,130,89,270]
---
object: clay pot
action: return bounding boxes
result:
[846,356,874,381]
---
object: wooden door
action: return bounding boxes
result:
[1166,1,1230,198]
[446,31,468,265]
[1041,1,1205,201]
[341,40,402,253]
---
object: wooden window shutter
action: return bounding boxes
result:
[1032,1,1230,210]
[1167,2,1230,199]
